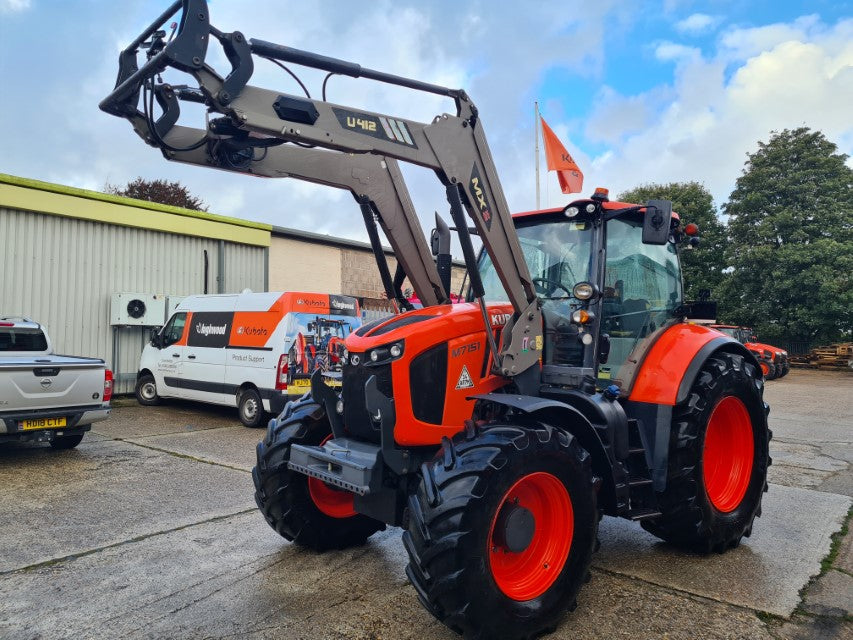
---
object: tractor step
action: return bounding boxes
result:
[628,475,653,488]
[626,508,662,521]
[288,437,382,496]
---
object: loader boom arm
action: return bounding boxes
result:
[100,0,542,376]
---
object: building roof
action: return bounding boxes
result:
[0,173,271,247]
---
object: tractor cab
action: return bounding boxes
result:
[477,192,683,392]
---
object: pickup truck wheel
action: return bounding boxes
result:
[238,388,265,428]
[50,433,85,449]
[253,416,385,550]
[135,374,160,406]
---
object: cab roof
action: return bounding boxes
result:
[512,198,681,221]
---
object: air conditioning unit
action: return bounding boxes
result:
[110,293,168,326]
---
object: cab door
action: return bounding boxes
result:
[156,312,189,399]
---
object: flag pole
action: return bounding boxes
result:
[535,101,541,209]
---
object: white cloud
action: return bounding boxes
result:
[675,13,721,35]
[0,0,30,14]
[580,17,853,208]
[654,41,702,63]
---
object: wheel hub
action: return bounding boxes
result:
[493,503,536,553]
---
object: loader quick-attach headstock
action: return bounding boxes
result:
[100,0,543,379]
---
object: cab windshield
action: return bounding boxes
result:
[478,216,594,368]
[478,217,593,303]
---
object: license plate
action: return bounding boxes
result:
[21,417,67,431]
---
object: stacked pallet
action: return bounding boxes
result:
[790,343,853,370]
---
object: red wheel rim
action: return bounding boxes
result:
[307,436,357,519]
[703,396,754,513]
[488,472,573,601]
[759,362,770,377]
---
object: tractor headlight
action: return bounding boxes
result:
[572,282,595,300]
[763,350,772,359]
[564,206,579,218]
[365,340,405,366]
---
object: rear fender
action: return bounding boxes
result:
[625,330,761,491]
[629,324,755,406]
[471,393,621,514]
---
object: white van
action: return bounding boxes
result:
[135,291,362,426]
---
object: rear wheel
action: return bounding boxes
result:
[238,388,265,428]
[404,422,598,640]
[642,352,770,552]
[50,433,85,449]
[134,374,160,406]
[252,415,385,550]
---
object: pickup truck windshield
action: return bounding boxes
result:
[0,327,48,351]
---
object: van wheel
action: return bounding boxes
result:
[135,374,160,406]
[238,388,265,428]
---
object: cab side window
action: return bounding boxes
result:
[162,313,187,347]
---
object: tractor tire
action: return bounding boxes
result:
[641,352,770,553]
[50,433,85,450]
[237,388,265,428]
[252,415,385,551]
[134,374,160,406]
[404,421,598,640]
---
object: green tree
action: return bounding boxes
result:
[618,182,726,303]
[722,127,853,345]
[105,177,208,211]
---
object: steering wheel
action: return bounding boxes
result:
[532,277,572,298]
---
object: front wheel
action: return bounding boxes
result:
[404,422,598,640]
[252,415,385,550]
[237,388,265,428]
[641,352,770,552]
[134,374,160,406]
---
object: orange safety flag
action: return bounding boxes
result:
[540,116,583,194]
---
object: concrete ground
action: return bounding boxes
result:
[0,368,850,639]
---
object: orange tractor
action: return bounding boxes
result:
[710,325,789,379]
[101,3,771,637]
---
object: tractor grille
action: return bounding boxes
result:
[342,359,392,442]
[410,344,447,424]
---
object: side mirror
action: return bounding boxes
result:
[150,327,162,348]
[642,200,672,245]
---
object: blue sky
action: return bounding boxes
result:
[0,0,850,244]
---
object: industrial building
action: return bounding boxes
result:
[0,174,465,394]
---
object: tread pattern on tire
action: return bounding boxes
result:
[641,351,771,553]
[404,421,599,640]
[252,415,385,551]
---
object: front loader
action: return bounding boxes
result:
[101,3,772,638]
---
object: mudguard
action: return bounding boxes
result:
[628,324,757,406]
[471,392,626,513]
[625,323,761,490]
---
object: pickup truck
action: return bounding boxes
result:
[0,317,112,449]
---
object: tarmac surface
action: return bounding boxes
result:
[1,368,850,639]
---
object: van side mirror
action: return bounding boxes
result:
[150,327,162,348]
[642,200,672,245]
